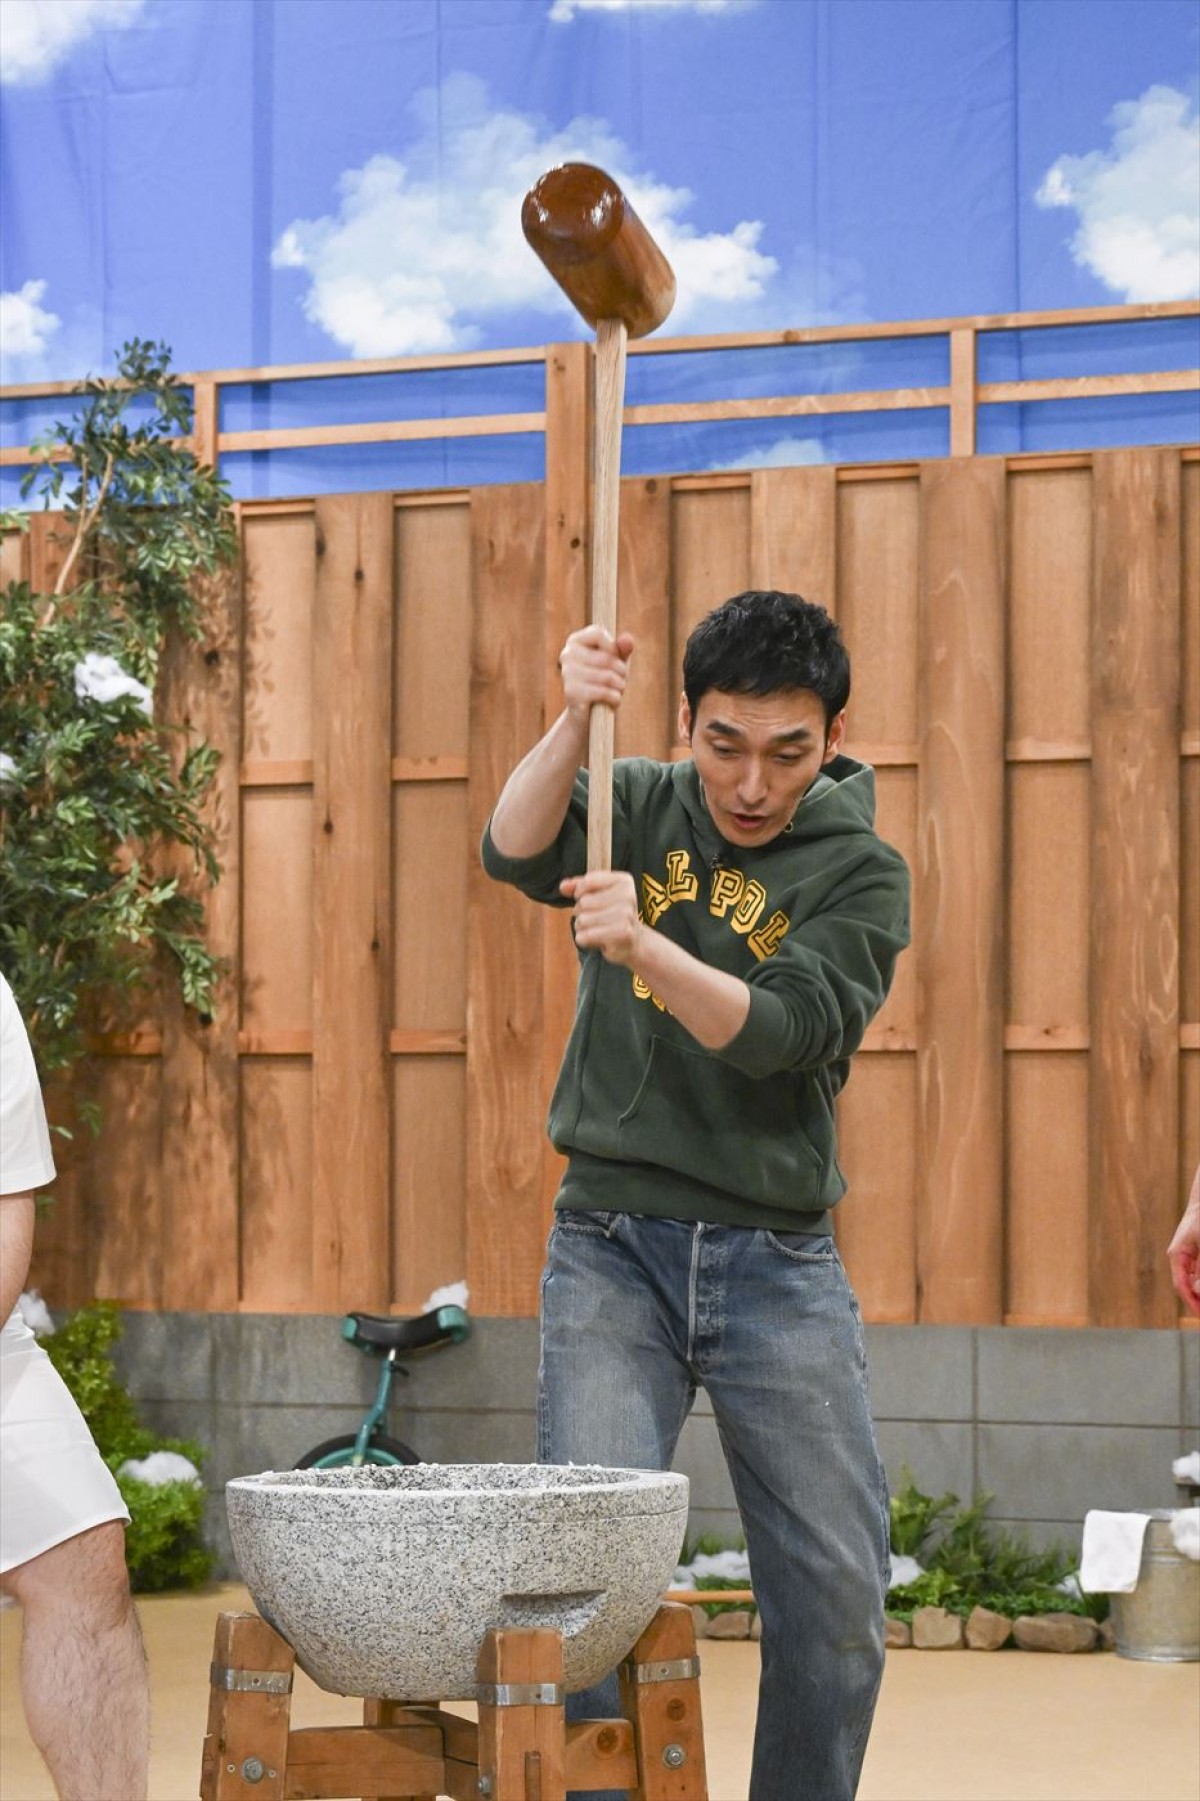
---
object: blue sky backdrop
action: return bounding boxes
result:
[1,0,1197,495]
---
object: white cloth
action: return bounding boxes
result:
[0,972,56,1197]
[1173,1451,1200,1485]
[1079,1510,1152,1593]
[0,975,127,1571]
[0,1322,130,1573]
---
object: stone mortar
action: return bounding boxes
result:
[226,1462,689,1700]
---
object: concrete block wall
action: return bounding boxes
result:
[110,1316,1199,1578]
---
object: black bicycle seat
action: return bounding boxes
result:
[343,1305,470,1356]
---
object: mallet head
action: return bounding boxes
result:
[522,162,676,339]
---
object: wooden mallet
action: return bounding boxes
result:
[522,162,676,871]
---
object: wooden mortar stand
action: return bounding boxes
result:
[199,1601,708,1800]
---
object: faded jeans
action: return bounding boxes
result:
[538,1210,889,1801]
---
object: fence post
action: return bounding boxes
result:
[915,458,1006,1322]
[1089,449,1181,1326]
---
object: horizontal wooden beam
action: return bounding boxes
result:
[1005,1025,1090,1052]
[860,1025,916,1052]
[625,387,949,428]
[239,756,472,785]
[1006,737,1091,762]
[238,1030,312,1055]
[389,1030,467,1055]
[240,758,314,786]
[223,1023,1200,1060]
[391,756,469,782]
[625,299,1199,358]
[979,369,1199,405]
[3,301,1193,403]
[85,1031,163,1058]
[845,741,918,767]
[219,412,545,454]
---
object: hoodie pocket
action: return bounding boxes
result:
[616,1035,824,1209]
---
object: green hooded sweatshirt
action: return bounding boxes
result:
[481,754,910,1234]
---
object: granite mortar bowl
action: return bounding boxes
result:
[226,1462,689,1700]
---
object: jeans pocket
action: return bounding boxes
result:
[763,1229,838,1263]
[552,1208,621,1239]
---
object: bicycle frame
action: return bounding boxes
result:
[351,1350,406,1465]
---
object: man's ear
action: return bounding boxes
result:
[823,709,847,765]
[677,693,693,745]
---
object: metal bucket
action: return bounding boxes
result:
[1110,1512,1200,1663]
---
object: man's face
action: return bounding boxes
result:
[679,686,846,849]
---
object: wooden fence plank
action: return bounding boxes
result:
[1089,450,1181,1327]
[1182,461,1200,1048]
[311,493,395,1311]
[90,1061,162,1305]
[915,459,1006,1323]
[239,1058,314,1309]
[837,475,920,755]
[837,1056,917,1323]
[394,500,472,761]
[670,483,751,677]
[242,510,315,762]
[467,485,547,1317]
[1005,1053,1090,1325]
[159,560,242,1310]
[749,465,837,611]
[392,1058,468,1312]
[614,477,673,761]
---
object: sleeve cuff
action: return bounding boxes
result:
[480,820,574,903]
[713,984,793,1078]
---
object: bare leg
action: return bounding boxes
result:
[2,1520,149,1800]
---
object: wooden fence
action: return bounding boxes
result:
[6,449,1195,1329]
[2,309,1196,1330]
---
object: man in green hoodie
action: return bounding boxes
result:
[483,591,910,1801]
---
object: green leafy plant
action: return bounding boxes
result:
[42,1300,214,1593]
[886,1472,1106,1624]
[0,339,235,1099]
[888,1464,960,1558]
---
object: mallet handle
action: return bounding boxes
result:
[588,317,628,874]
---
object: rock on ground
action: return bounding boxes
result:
[912,1606,965,1649]
[885,1617,912,1649]
[965,1606,1013,1650]
[702,1609,754,1640]
[1012,1613,1099,1653]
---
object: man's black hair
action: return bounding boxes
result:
[682,590,850,733]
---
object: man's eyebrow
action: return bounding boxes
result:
[703,718,817,745]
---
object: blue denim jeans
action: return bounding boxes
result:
[538,1209,889,1801]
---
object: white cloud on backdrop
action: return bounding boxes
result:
[273,73,782,356]
[1036,84,1200,302]
[549,0,753,19]
[0,0,146,86]
[707,435,826,471]
[0,279,60,371]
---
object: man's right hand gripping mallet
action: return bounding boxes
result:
[522,162,677,872]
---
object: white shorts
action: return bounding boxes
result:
[1,1314,129,1575]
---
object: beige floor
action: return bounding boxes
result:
[1,1584,1197,1801]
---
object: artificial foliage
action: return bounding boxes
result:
[677,1473,1107,1625]
[41,1300,214,1593]
[0,339,236,1093]
[885,1470,1107,1623]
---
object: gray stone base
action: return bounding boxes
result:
[105,1316,1199,1579]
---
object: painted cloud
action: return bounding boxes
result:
[272,74,778,356]
[1037,84,1200,303]
[0,279,60,369]
[0,0,146,86]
